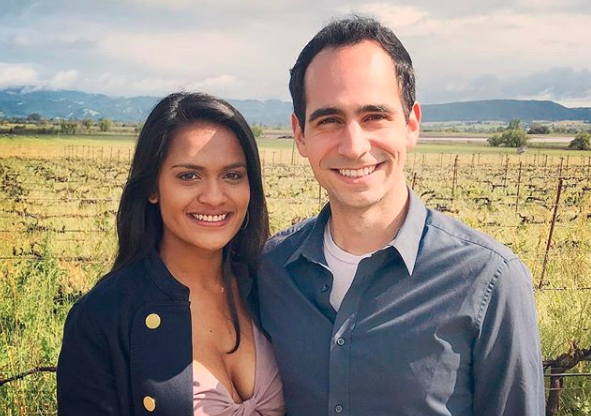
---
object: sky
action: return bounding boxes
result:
[1,0,590,107]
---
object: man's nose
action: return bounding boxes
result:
[338,122,371,159]
[197,179,227,206]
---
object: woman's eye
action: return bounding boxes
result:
[225,171,244,181]
[178,172,199,181]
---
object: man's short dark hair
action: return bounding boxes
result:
[289,15,416,129]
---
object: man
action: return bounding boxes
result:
[257,16,544,416]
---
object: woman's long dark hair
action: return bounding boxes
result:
[111,92,269,352]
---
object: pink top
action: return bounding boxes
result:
[193,324,285,416]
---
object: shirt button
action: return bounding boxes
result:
[336,337,345,346]
[321,284,330,293]
[335,404,343,413]
[145,313,161,329]
[143,396,156,412]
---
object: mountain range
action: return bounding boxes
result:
[1,88,590,126]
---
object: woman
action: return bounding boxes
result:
[57,92,285,416]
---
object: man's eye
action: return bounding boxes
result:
[318,117,340,125]
[366,114,387,122]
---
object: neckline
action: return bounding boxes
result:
[193,321,260,405]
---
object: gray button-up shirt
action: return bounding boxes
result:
[257,189,544,416]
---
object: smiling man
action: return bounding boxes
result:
[257,16,544,416]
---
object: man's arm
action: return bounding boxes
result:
[473,258,545,416]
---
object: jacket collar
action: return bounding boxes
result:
[143,249,254,301]
[143,249,191,300]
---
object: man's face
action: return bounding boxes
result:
[292,40,420,214]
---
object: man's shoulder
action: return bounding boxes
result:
[425,208,516,261]
[263,216,317,259]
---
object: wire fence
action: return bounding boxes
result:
[2,147,591,415]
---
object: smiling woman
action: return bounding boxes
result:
[56,92,285,416]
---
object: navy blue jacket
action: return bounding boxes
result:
[57,250,254,416]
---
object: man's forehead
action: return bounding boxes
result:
[307,40,395,70]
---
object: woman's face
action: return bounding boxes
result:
[150,121,250,257]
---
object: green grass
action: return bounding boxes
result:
[1,136,591,415]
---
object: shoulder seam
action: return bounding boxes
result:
[426,221,516,261]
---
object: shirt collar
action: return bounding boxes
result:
[390,188,427,276]
[285,203,332,267]
[284,187,427,276]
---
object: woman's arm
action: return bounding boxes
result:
[57,303,120,416]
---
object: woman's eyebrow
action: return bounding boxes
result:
[170,162,246,170]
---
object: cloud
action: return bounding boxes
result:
[0,1,589,106]
[421,67,591,105]
[47,70,79,90]
[0,64,39,88]
[336,4,428,27]
[183,75,241,92]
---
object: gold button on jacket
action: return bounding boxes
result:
[143,396,156,412]
[145,313,161,329]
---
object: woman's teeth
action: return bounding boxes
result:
[190,213,228,222]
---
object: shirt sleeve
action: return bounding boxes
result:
[57,303,119,416]
[473,258,545,416]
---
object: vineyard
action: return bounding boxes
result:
[1,137,591,415]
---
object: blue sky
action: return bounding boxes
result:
[1,0,590,106]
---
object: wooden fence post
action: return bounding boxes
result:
[515,161,522,213]
[538,178,563,289]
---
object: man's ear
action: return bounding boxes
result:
[292,113,308,158]
[406,102,421,149]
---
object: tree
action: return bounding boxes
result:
[487,134,503,147]
[527,123,550,134]
[82,119,93,131]
[568,132,591,150]
[508,119,522,131]
[487,119,529,148]
[26,113,42,122]
[501,129,529,147]
[250,124,264,138]
[60,120,78,135]
[99,118,114,132]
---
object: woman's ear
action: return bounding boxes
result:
[148,192,158,204]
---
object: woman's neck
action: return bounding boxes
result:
[159,241,224,292]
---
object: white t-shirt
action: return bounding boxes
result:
[323,224,375,311]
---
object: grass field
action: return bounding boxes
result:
[1,134,591,415]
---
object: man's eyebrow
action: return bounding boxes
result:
[308,107,345,123]
[356,104,395,115]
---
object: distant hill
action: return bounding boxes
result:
[422,99,591,123]
[0,88,293,127]
[0,88,589,126]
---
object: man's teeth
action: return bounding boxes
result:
[190,213,228,222]
[338,165,377,178]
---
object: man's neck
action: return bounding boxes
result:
[328,187,410,256]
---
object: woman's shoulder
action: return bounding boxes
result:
[70,258,147,325]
